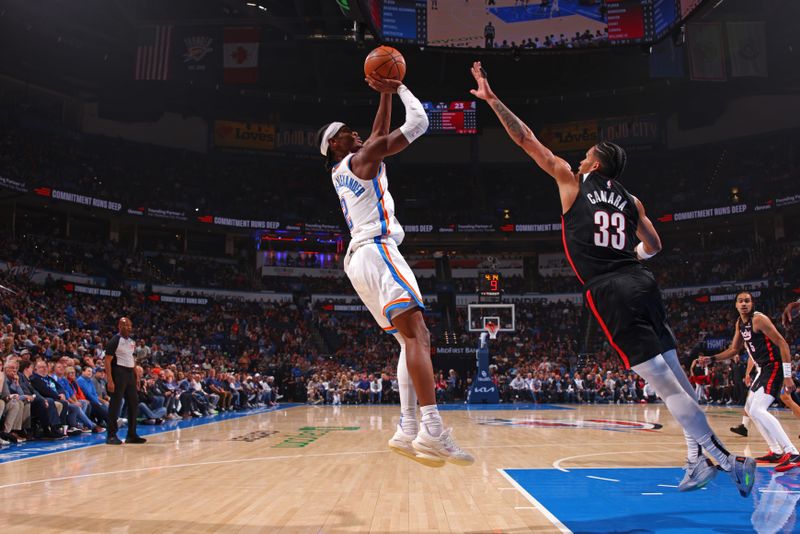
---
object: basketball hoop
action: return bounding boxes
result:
[485,322,499,340]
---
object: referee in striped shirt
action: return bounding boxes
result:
[105,317,146,445]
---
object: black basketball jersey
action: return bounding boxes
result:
[561,172,641,285]
[738,312,778,367]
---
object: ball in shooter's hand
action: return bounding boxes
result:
[364,46,406,81]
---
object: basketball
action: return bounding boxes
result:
[364,45,406,81]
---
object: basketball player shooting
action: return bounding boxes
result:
[700,292,800,472]
[316,74,473,468]
[469,61,756,496]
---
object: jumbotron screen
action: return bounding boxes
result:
[369,0,707,49]
[422,101,477,135]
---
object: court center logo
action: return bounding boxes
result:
[477,418,662,432]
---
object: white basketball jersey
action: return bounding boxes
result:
[331,153,404,246]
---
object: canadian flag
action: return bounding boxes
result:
[224,27,260,84]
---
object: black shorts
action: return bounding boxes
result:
[584,266,677,369]
[750,363,783,398]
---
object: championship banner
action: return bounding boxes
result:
[214,120,275,150]
[171,26,222,84]
[687,23,726,82]
[538,120,599,153]
[649,37,686,79]
[727,21,767,78]
[599,115,663,147]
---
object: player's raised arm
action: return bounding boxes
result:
[367,75,392,140]
[469,61,573,186]
[352,76,429,169]
[633,197,662,260]
[753,313,796,392]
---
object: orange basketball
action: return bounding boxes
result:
[364,45,406,81]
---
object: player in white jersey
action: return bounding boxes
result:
[317,74,473,467]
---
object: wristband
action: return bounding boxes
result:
[635,242,657,260]
[783,362,793,377]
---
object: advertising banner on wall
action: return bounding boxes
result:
[538,120,599,153]
[599,115,664,147]
[0,176,28,193]
[213,120,276,150]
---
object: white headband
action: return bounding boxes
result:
[319,121,345,156]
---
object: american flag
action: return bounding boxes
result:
[135,25,172,80]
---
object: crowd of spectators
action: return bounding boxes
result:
[0,270,316,446]
[2,251,800,447]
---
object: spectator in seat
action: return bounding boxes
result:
[369,374,382,404]
[5,359,37,439]
[205,369,231,412]
[0,358,26,443]
[30,360,79,435]
[16,359,62,439]
[356,374,370,404]
[76,366,108,427]
[135,373,166,424]
[92,367,110,403]
[57,363,102,433]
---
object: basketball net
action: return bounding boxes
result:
[485,322,499,340]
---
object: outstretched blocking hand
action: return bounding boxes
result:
[365,74,402,94]
[782,301,800,328]
[469,61,495,101]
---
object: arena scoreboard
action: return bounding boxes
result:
[607,0,650,44]
[479,271,502,303]
[380,0,426,45]
[422,101,477,135]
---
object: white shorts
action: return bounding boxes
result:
[344,237,424,335]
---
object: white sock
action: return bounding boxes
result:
[685,430,701,462]
[742,416,750,427]
[395,335,418,435]
[420,404,443,437]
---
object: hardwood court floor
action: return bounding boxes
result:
[0,403,798,533]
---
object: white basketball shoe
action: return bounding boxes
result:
[388,424,445,467]
[412,426,475,466]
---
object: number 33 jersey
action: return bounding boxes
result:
[331,153,405,248]
[562,172,641,285]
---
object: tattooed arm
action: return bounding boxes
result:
[469,61,574,186]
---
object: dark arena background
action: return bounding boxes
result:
[1,0,800,532]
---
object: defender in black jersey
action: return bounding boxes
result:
[562,171,677,368]
[704,292,800,472]
[471,61,757,495]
